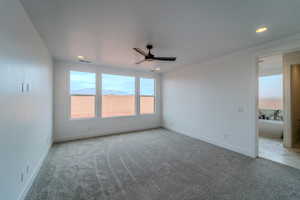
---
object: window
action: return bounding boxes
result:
[102,74,135,117]
[259,74,283,110]
[140,78,155,114]
[68,71,157,119]
[70,71,96,119]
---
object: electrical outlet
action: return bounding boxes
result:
[21,173,24,183]
[26,165,30,174]
[48,135,52,145]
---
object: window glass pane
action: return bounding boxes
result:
[102,74,135,117]
[70,71,96,95]
[259,74,283,110]
[70,71,96,119]
[140,78,155,114]
[140,78,155,96]
[71,96,95,119]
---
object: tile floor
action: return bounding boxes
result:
[259,136,300,169]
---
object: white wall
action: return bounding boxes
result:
[162,33,300,158]
[259,54,283,76]
[53,61,161,142]
[162,51,257,157]
[0,1,53,200]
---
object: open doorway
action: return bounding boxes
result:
[258,53,300,169]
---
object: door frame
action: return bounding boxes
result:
[255,47,300,157]
[290,64,300,147]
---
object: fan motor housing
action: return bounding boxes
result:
[146,44,153,50]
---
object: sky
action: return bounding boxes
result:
[70,71,96,94]
[140,78,155,96]
[102,74,135,95]
[70,71,155,95]
[70,70,279,98]
[259,74,283,99]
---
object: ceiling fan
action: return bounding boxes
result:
[133,44,176,64]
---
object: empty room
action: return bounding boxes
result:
[2,0,300,200]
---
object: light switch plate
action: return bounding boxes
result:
[20,83,25,93]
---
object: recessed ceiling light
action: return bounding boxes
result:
[151,67,161,72]
[256,26,268,33]
[77,56,92,63]
[77,55,85,60]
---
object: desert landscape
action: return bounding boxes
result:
[259,98,282,110]
[71,95,154,119]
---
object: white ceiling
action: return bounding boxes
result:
[21,0,300,72]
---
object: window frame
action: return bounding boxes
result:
[101,73,137,119]
[68,70,97,120]
[139,77,156,115]
[67,70,158,120]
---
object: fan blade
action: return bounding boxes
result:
[135,59,146,64]
[133,48,147,56]
[153,57,176,61]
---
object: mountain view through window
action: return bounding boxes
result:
[101,74,136,117]
[70,71,96,119]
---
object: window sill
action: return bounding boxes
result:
[69,117,97,121]
[139,113,156,116]
[101,114,137,119]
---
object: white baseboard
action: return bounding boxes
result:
[18,142,52,200]
[164,126,255,158]
[54,126,162,143]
